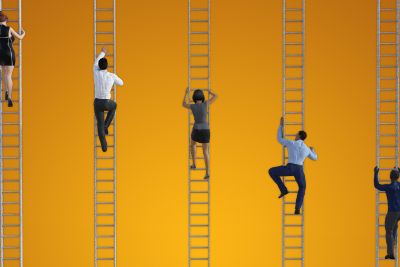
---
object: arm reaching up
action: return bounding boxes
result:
[374,167,387,191]
[112,74,124,86]
[277,117,290,146]
[208,89,218,104]
[182,87,190,109]
[94,47,107,69]
[10,27,25,40]
[308,147,318,161]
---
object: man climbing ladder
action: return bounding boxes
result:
[269,117,317,214]
[376,0,400,265]
[94,0,120,266]
[93,47,123,152]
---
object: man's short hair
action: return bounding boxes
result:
[99,58,108,70]
[298,130,307,141]
[391,169,400,180]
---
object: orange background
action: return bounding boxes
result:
[20,0,377,266]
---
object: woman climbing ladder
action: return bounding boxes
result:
[0,11,25,107]
[182,88,217,179]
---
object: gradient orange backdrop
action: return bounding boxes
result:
[20,0,377,266]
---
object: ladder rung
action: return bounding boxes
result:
[191,32,209,35]
[97,246,114,249]
[286,20,304,23]
[191,20,209,23]
[96,235,115,238]
[191,8,208,11]
[191,246,209,249]
[190,235,209,238]
[96,224,115,227]
[191,54,209,57]
[96,8,113,11]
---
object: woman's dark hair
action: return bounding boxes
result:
[99,58,108,70]
[298,130,307,141]
[192,89,205,103]
[0,12,8,23]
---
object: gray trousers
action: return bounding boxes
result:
[386,212,400,256]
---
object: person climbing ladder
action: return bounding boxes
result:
[93,47,123,152]
[269,117,317,214]
[182,88,217,179]
[374,166,400,260]
[0,11,25,107]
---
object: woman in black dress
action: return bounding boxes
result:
[183,88,218,179]
[0,12,25,107]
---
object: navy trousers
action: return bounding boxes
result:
[269,163,306,211]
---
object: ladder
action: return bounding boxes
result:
[376,0,400,266]
[0,1,23,266]
[188,0,211,266]
[282,0,305,266]
[94,0,116,266]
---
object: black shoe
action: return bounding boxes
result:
[204,174,210,180]
[5,91,8,100]
[190,165,196,169]
[278,189,289,198]
[7,99,13,107]
[100,137,108,152]
[385,255,395,260]
[294,209,301,215]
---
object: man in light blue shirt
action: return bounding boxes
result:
[269,117,318,214]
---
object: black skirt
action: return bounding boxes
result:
[191,129,210,143]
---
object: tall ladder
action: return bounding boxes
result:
[282,0,305,266]
[94,0,116,266]
[188,0,211,266]
[376,0,400,266]
[0,1,23,266]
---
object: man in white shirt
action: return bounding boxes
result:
[268,117,317,214]
[94,47,124,152]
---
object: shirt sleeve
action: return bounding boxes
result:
[277,126,290,146]
[94,51,106,70]
[374,172,388,191]
[112,74,124,86]
[308,148,318,161]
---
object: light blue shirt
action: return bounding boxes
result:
[277,126,317,165]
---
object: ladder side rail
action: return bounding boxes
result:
[301,1,305,266]
[282,0,286,266]
[207,0,211,265]
[188,0,192,266]
[18,0,23,265]
[94,1,98,266]
[112,1,117,266]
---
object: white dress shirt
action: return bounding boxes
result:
[93,52,124,99]
[277,126,317,165]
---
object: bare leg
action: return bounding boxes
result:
[202,143,210,179]
[191,139,197,168]
[3,66,14,107]
[3,66,14,99]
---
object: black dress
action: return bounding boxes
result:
[0,25,15,66]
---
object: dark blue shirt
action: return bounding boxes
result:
[375,173,400,212]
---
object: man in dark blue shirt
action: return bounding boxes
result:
[375,166,400,260]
